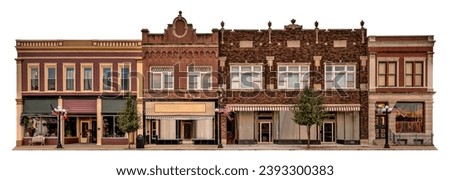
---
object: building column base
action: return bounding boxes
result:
[16,140,23,146]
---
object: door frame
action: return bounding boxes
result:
[321,121,336,143]
[258,121,273,143]
[375,115,386,139]
[79,118,92,143]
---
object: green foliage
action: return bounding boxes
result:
[292,86,325,146]
[117,96,141,148]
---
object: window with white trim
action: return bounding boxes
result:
[278,65,309,89]
[325,65,355,89]
[65,66,75,91]
[101,65,112,91]
[150,66,174,90]
[29,65,39,91]
[46,65,56,91]
[230,65,262,89]
[81,65,93,91]
[120,65,130,91]
[188,66,212,90]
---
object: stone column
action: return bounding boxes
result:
[16,59,23,146]
[58,97,65,145]
[221,114,227,145]
[96,97,102,145]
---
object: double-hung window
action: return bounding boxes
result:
[46,65,56,91]
[30,65,39,91]
[278,65,309,89]
[65,66,75,91]
[405,62,423,87]
[120,65,130,91]
[325,65,355,89]
[101,64,112,91]
[82,64,93,91]
[230,65,262,89]
[188,66,212,90]
[378,62,397,87]
[150,66,174,90]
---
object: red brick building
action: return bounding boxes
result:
[142,11,220,144]
[15,40,141,146]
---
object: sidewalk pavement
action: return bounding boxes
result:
[12,143,437,151]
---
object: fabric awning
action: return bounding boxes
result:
[23,99,58,114]
[227,104,360,112]
[63,99,97,114]
[146,115,214,121]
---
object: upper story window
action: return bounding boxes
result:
[150,66,173,90]
[325,64,355,89]
[230,65,262,89]
[45,65,56,91]
[81,64,93,91]
[188,66,212,90]
[101,64,112,91]
[29,65,39,91]
[120,65,130,91]
[405,61,423,87]
[378,62,397,87]
[278,65,309,89]
[63,64,75,91]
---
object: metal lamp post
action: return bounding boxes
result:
[54,106,67,149]
[216,88,224,149]
[377,105,393,148]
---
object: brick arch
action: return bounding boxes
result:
[167,51,173,58]
[144,51,150,59]
[188,51,193,58]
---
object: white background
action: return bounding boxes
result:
[0,0,448,179]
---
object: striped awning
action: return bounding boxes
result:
[227,104,360,112]
[146,115,214,121]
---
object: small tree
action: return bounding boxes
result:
[292,86,326,148]
[117,96,141,149]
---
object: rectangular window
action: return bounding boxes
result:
[83,66,93,91]
[65,67,75,91]
[150,67,174,90]
[103,116,125,137]
[187,66,212,90]
[230,65,262,89]
[405,62,423,87]
[278,65,309,89]
[30,66,39,91]
[325,65,356,89]
[47,67,56,91]
[395,102,424,133]
[120,65,130,91]
[378,62,396,87]
[102,67,112,91]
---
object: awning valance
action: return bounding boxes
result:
[23,99,58,114]
[146,115,213,121]
[227,104,360,112]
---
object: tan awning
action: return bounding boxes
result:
[227,104,360,112]
[146,115,213,120]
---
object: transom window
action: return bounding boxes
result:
[230,65,262,89]
[325,65,355,89]
[405,62,423,87]
[278,65,309,89]
[188,66,212,90]
[150,66,174,90]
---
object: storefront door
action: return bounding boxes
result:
[321,122,335,142]
[375,116,386,139]
[80,119,91,143]
[258,122,272,143]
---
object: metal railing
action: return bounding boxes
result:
[389,130,433,146]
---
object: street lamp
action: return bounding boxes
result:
[376,104,393,148]
[52,105,67,149]
[216,88,224,148]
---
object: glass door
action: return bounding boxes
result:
[258,122,272,143]
[321,122,335,142]
[375,116,386,139]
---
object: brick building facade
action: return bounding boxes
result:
[15,12,435,147]
[217,20,368,145]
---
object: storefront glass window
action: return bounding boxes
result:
[395,102,424,133]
